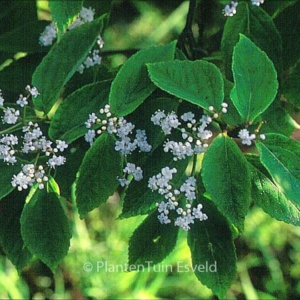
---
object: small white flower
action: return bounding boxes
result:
[56,140,68,152]
[47,155,66,168]
[97,36,104,48]
[1,134,18,146]
[223,1,238,17]
[251,0,264,6]
[151,110,166,125]
[181,112,195,122]
[133,166,143,181]
[115,137,137,155]
[25,86,40,98]
[39,22,57,46]
[180,177,196,201]
[117,177,130,187]
[238,129,256,146]
[116,119,135,138]
[161,167,177,180]
[134,129,152,152]
[174,216,191,231]
[85,129,96,145]
[2,107,20,124]
[161,112,181,135]
[158,212,171,224]
[260,134,266,140]
[79,6,95,22]
[85,113,98,128]
[11,164,48,190]
[16,94,28,107]
[199,115,212,126]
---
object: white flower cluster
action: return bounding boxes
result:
[26,85,40,98]
[68,7,96,29]
[0,134,18,164]
[238,129,265,146]
[251,0,264,6]
[223,0,265,16]
[39,22,56,46]
[84,104,152,156]
[2,122,68,190]
[77,49,103,74]
[11,164,49,191]
[148,167,208,231]
[118,163,143,186]
[1,85,39,125]
[39,6,104,74]
[223,1,238,17]
[2,107,20,124]
[0,86,68,191]
[151,104,227,161]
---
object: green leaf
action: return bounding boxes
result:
[255,134,300,207]
[0,21,49,53]
[274,1,300,68]
[260,100,299,137]
[0,190,33,271]
[221,79,243,126]
[201,134,251,232]
[187,197,236,299]
[230,34,278,123]
[49,1,83,38]
[49,80,111,143]
[32,16,105,113]
[20,189,72,271]
[247,155,300,226]
[147,60,224,111]
[0,160,23,200]
[83,0,113,16]
[0,53,45,100]
[54,142,87,198]
[128,211,179,266]
[76,133,123,218]
[265,0,298,18]
[282,63,300,109]
[109,41,176,117]
[120,148,189,219]
[221,2,282,79]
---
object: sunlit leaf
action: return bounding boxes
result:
[147,60,224,111]
[49,1,83,38]
[201,134,251,232]
[109,41,176,117]
[247,155,300,226]
[256,134,300,207]
[32,16,105,113]
[230,34,278,122]
[49,80,111,143]
[221,2,282,79]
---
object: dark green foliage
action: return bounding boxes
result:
[188,197,237,299]
[76,133,123,218]
[128,211,179,266]
[1,1,300,298]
